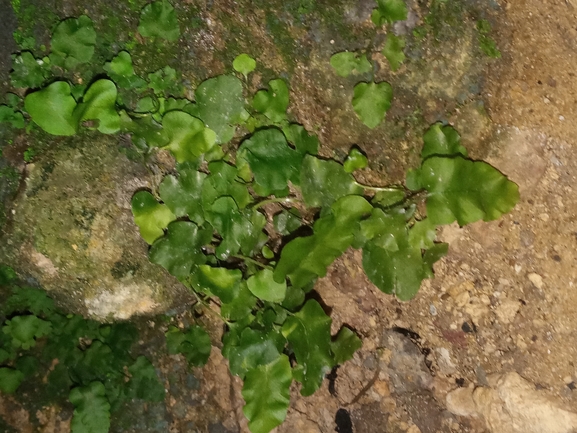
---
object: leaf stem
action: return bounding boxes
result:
[252,197,296,210]
[231,254,272,270]
[354,182,405,193]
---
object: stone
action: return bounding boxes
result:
[528,273,544,290]
[0,136,191,320]
[446,372,577,433]
[495,299,521,324]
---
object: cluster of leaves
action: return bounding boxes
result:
[329,0,408,129]
[0,266,166,433]
[1,3,519,433]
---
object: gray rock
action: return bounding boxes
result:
[0,135,192,320]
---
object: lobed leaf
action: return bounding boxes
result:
[10,52,49,88]
[2,315,52,349]
[127,356,165,402]
[352,81,393,129]
[50,15,96,69]
[343,148,368,173]
[195,265,243,303]
[383,34,406,71]
[224,327,283,378]
[408,156,520,226]
[372,0,408,26]
[242,355,292,433]
[252,79,289,123]
[421,123,467,159]
[161,111,217,162]
[0,368,25,394]
[282,300,334,396]
[24,81,78,136]
[103,51,146,89]
[149,221,211,279]
[330,52,372,77]
[331,327,362,364]
[233,53,257,77]
[247,269,286,303]
[0,105,25,129]
[159,167,206,223]
[69,382,111,433]
[138,0,180,41]
[165,325,211,366]
[131,191,176,244]
[74,79,121,134]
[282,123,319,155]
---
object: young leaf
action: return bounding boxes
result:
[74,79,121,134]
[3,287,55,317]
[69,382,111,433]
[282,300,334,396]
[0,106,25,129]
[10,52,49,88]
[233,53,257,77]
[103,51,146,89]
[238,128,302,196]
[408,156,520,226]
[372,0,408,26]
[161,111,217,162]
[138,0,180,41]
[421,123,467,159]
[352,81,393,129]
[24,81,78,136]
[2,315,52,349]
[300,155,363,208]
[127,356,165,402]
[242,355,292,433]
[195,265,243,303]
[147,66,182,96]
[50,16,96,69]
[0,368,25,394]
[188,75,247,144]
[343,148,368,173]
[131,191,176,244]
[165,325,211,366]
[383,34,406,71]
[329,52,372,77]
[252,79,289,123]
[159,168,206,223]
[331,327,362,364]
[149,221,211,279]
[247,269,286,303]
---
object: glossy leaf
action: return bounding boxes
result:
[24,81,77,136]
[362,239,426,301]
[242,355,292,433]
[408,218,437,250]
[239,128,302,195]
[343,148,368,173]
[138,0,180,41]
[371,0,408,26]
[74,79,121,134]
[408,156,520,226]
[188,75,247,143]
[383,34,406,71]
[282,123,319,155]
[220,282,257,321]
[50,15,96,69]
[423,242,449,277]
[233,53,256,77]
[159,168,206,223]
[0,368,24,394]
[300,155,363,208]
[161,111,217,162]
[422,123,467,159]
[372,189,405,207]
[149,221,211,279]
[331,327,362,364]
[202,161,251,210]
[127,356,165,401]
[352,81,393,129]
[247,269,286,303]
[253,79,289,123]
[282,300,334,396]
[196,265,243,303]
[131,191,176,244]
[330,52,372,77]
[273,209,302,235]
[274,196,372,289]
[224,327,283,378]
[69,381,111,433]
[165,325,211,366]
[2,315,52,349]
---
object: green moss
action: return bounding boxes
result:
[476,19,501,58]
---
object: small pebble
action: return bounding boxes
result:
[429,304,438,316]
[528,273,544,289]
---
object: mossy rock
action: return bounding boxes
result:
[0,134,191,321]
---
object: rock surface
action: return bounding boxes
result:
[446,372,577,433]
[0,135,191,320]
